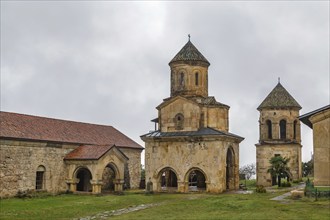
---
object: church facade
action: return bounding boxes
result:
[141,39,244,193]
[256,82,302,186]
[0,112,143,198]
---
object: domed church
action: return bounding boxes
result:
[141,38,244,193]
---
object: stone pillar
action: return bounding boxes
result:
[177,181,186,193]
[66,178,79,192]
[114,179,124,192]
[90,179,103,194]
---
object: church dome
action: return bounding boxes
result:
[169,39,210,66]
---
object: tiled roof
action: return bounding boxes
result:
[257,83,301,110]
[64,145,128,160]
[0,111,143,149]
[141,127,244,141]
[169,40,210,66]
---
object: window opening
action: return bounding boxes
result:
[266,120,272,139]
[279,120,286,139]
[195,72,199,86]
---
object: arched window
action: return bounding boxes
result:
[179,72,185,87]
[266,120,272,139]
[195,72,199,86]
[36,165,45,190]
[174,113,184,130]
[279,119,286,139]
[293,120,297,140]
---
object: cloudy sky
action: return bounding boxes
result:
[1,1,329,167]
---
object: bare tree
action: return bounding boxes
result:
[239,163,256,180]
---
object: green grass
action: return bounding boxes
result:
[1,191,329,220]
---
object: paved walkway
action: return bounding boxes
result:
[270,183,305,203]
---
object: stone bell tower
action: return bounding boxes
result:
[256,81,302,186]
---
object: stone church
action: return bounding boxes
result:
[0,112,143,198]
[256,82,302,186]
[141,39,244,193]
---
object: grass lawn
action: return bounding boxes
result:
[1,191,329,220]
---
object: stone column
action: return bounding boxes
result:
[114,179,124,192]
[66,178,79,192]
[90,179,103,194]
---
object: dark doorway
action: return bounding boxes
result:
[226,147,235,190]
[76,168,92,192]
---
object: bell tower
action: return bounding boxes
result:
[256,81,302,186]
[169,37,210,97]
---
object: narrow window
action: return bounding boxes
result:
[293,120,297,140]
[36,166,45,190]
[195,72,199,86]
[266,120,272,139]
[180,72,184,87]
[175,113,184,130]
[279,119,286,139]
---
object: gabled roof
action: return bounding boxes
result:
[299,105,330,128]
[169,40,210,66]
[158,95,229,110]
[257,82,301,110]
[141,127,244,142]
[0,111,143,149]
[64,145,128,160]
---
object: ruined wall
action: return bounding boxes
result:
[0,139,76,198]
[310,109,330,186]
[145,138,240,193]
[119,148,142,189]
[256,144,302,186]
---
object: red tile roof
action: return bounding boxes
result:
[0,111,143,149]
[64,145,128,160]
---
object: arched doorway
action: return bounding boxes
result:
[226,147,235,190]
[76,168,92,192]
[159,168,178,191]
[187,169,206,191]
[102,164,117,192]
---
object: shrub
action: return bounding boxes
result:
[281,182,292,187]
[255,185,266,193]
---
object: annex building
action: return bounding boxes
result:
[0,112,143,198]
[300,105,330,186]
[256,82,302,186]
[141,39,244,193]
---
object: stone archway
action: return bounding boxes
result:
[102,163,118,192]
[226,147,235,190]
[186,168,206,192]
[76,167,92,192]
[158,167,178,192]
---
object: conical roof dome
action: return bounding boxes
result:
[169,40,210,66]
[257,82,301,110]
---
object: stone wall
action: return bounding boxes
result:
[310,109,330,186]
[145,137,240,193]
[256,144,302,186]
[119,148,142,189]
[0,139,76,198]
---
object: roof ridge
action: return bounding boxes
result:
[0,111,114,128]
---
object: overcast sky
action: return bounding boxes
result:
[1,1,329,167]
